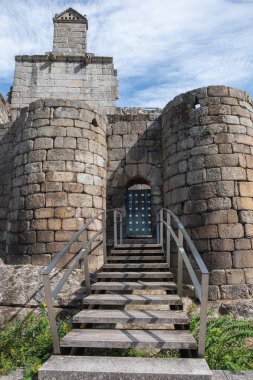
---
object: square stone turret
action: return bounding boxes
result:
[53,7,88,56]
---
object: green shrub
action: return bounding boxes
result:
[190,312,253,371]
[0,306,69,379]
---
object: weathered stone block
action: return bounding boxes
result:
[38,126,66,137]
[68,193,92,207]
[208,197,231,211]
[75,150,94,163]
[46,171,75,182]
[34,208,54,219]
[235,238,251,250]
[28,243,46,255]
[28,150,47,162]
[34,138,53,150]
[26,194,45,209]
[43,161,65,171]
[77,173,93,185]
[245,224,253,237]
[54,137,76,149]
[208,285,220,301]
[48,219,61,230]
[46,192,67,207]
[209,270,226,285]
[31,219,47,230]
[218,224,244,239]
[183,200,207,214]
[220,285,249,299]
[206,168,221,182]
[77,138,89,150]
[203,210,238,225]
[208,86,228,96]
[108,135,122,148]
[55,207,76,219]
[53,107,79,119]
[239,182,253,196]
[244,268,253,284]
[63,183,83,193]
[239,210,253,223]
[233,197,253,210]
[62,218,83,231]
[123,134,138,148]
[191,144,218,156]
[66,127,82,138]
[226,269,245,284]
[194,225,218,239]
[202,251,232,270]
[211,239,234,251]
[190,183,216,200]
[221,167,246,180]
[205,154,239,168]
[41,182,63,192]
[47,149,74,161]
[37,231,54,243]
[233,250,253,268]
[31,254,51,266]
[84,185,102,196]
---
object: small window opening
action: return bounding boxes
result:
[194,97,201,109]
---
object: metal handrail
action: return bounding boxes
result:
[42,208,123,355]
[157,208,209,358]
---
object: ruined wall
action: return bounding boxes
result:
[11,56,118,116]
[161,85,253,300]
[5,99,107,269]
[107,108,163,239]
[0,94,9,124]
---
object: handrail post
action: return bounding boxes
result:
[166,210,171,266]
[42,275,60,354]
[113,209,117,246]
[119,212,123,244]
[177,230,183,297]
[198,273,209,357]
[84,251,91,294]
[156,211,160,244]
[159,209,163,248]
[102,212,107,264]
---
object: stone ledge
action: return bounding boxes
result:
[15,54,113,64]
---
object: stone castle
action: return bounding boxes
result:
[0,7,253,303]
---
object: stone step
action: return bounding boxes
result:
[107,255,165,261]
[73,309,189,325]
[97,272,173,279]
[39,356,212,380]
[114,244,162,249]
[110,250,164,255]
[60,329,197,350]
[83,293,182,306]
[103,263,170,270]
[91,281,177,291]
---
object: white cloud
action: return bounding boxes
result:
[0,0,253,107]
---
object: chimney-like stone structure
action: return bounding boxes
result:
[53,7,88,56]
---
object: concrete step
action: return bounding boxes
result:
[60,329,197,350]
[103,263,170,270]
[107,255,165,261]
[91,281,177,291]
[110,250,164,255]
[97,272,173,279]
[73,309,189,325]
[39,356,212,380]
[83,293,182,306]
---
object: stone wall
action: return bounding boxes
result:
[53,12,88,56]
[10,55,118,116]
[107,108,163,239]
[0,94,9,124]
[4,99,107,270]
[161,85,253,300]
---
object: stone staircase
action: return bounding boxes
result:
[39,244,212,379]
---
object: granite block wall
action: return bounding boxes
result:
[106,108,163,239]
[10,56,118,116]
[161,85,253,300]
[5,99,107,270]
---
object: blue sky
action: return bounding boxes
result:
[0,0,253,108]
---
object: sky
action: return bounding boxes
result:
[0,0,253,108]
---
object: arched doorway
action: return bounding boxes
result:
[126,179,152,238]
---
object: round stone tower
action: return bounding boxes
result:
[7,99,107,270]
[161,85,253,300]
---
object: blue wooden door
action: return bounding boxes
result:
[126,189,152,237]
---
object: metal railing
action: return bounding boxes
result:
[156,208,209,358]
[42,208,122,354]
